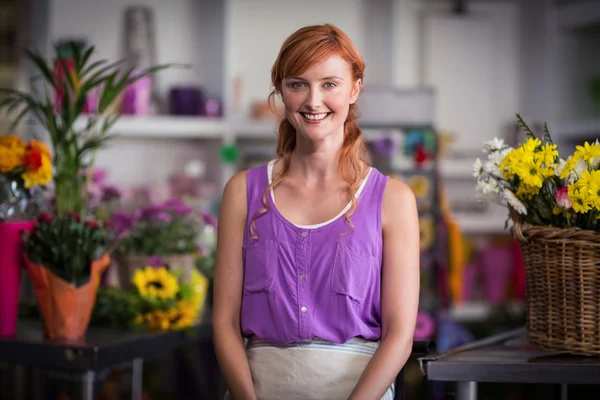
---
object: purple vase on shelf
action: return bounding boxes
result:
[169,87,204,116]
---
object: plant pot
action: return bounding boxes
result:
[116,253,195,288]
[0,221,35,336]
[23,253,111,340]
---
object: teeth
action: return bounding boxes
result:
[302,113,328,121]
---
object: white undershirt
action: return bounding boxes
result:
[267,159,373,229]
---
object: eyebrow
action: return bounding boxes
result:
[287,76,344,81]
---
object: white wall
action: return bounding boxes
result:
[226,0,364,117]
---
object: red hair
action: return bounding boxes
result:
[250,24,370,239]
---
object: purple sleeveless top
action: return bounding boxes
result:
[241,162,389,344]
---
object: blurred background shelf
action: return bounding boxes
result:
[74,116,227,139]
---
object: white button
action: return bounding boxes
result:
[301,231,307,237]
[300,274,306,280]
[301,306,307,312]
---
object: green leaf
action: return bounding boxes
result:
[23,48,55,86]
[78,46,95,74]
[516,113,537,140]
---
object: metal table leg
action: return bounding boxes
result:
[456,381,477,400]
[132,358,143,400]
[81,371,95,400]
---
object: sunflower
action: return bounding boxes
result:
[143,301,198,332]
[132,266,179,301]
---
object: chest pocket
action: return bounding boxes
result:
[243,239,279,294]
[330,243,377,303]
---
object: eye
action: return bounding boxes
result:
[323,81,337,88]
[287,81,306,89]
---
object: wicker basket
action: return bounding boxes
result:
[512,217,600,356]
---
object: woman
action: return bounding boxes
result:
[213,24,420,400]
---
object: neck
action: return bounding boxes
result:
[289,127,344,182]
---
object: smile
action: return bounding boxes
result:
[300,112,331,121]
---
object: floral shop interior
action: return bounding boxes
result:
[1,0,600,399]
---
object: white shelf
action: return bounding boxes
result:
[74,115,227,139]
[557,1,600,31]
[555,118,600,140]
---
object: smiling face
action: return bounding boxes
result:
[281,56,361,143]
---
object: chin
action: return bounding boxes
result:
[291,112,344,141]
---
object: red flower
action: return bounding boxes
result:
[23,149,42,171]
[37,212,53,224]
[66,212,81,222]
[85,220,99,229]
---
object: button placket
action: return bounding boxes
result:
[296,229,311,339]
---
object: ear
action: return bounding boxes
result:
[349,78,362,105]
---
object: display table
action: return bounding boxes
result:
[0,318,212,400]
[418,327,600,400]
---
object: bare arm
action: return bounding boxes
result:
[212,171,257,400]
[348,178,421,400]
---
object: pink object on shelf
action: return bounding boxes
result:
[0,221,35,337]
[121,73,152,115]
[460,262,480,302]
[480,245,514,304]
[414,311,436,340]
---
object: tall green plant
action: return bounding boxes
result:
[0,42,181,215]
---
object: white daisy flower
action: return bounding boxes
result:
[483,138,505,154]
[472,158,483,177]
[503,188,527,215]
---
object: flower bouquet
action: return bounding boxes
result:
[0,135,53,336]
[20,211,113,339]
[91,259,208,332]
[112,198,204,286]
[473,114,600,355]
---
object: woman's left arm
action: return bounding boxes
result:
[349,178,421,400]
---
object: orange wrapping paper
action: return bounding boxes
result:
[23,254,110,340]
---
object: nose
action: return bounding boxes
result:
[304,87,323,111]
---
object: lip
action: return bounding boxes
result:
[299,112,331,124]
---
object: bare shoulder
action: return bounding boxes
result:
[382,176,417,213]
[220,170,249,222]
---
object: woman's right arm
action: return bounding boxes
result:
[212,171,256,400]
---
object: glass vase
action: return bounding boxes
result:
[0,175,41,222]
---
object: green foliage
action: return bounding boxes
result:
[22,211,113,286]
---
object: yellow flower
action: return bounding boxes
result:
[143,301,198,332]
[573,142,600,165]
[132,266,179,301]
[0,134,27,173]
[587,170,600,210]
[568,171,592,214]
[541,143,558,167]
[21,152,53,188]
[27,139,52,159]
[0,134,26,150]
[522,137,542,153]
[515,159,546,188]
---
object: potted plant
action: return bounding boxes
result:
[473,114,600,355]
[112,198,204,286]
[22,211,113,339]
[0,134,52,336]
[0,42,178,339]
